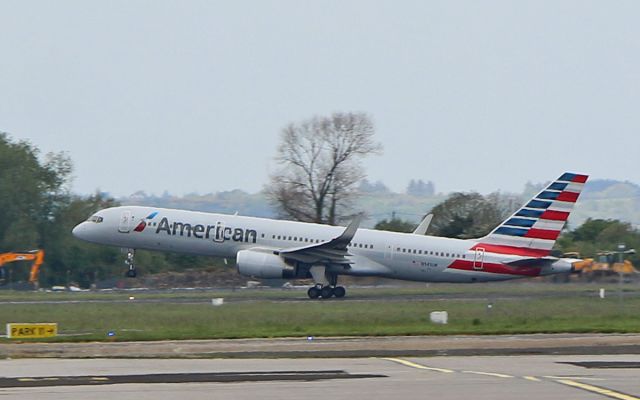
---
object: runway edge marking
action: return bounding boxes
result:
[380,358,454,373]
[462,370,514,378]
[555,379,640,400]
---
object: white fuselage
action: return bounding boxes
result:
[72,206,572,283]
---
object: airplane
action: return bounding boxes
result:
[72,172,588,299]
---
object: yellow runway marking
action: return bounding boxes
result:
[523,376,541,382]
[17,377,59,382]
[91,377,110,381]
[463,370,513,378]
[544,375,605,381]
[381,358,454,373]
[556,379,640,400]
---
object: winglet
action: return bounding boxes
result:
[332,213,363,248]
[413,214,433,235]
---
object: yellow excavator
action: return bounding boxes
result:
[0,250,44,288]
[566,251,637,281]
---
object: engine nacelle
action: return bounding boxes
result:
[236,249,296,279]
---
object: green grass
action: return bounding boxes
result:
[0,284,639,342]
[0,281,634,301]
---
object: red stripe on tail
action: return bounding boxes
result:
[540,210,570,221]
[556,191,580,203]
[525,228,561,240]
[572,174,588,183]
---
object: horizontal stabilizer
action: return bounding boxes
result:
[502,257,558,267]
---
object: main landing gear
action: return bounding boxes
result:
[306,265,346,299]
[125,249,137,278]
[307,284,347,299]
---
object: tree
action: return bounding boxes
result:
[374,217,416,233]
[266,112,382,225]
[0,133,72,251]
[406,179,435,196]
[358,179,390,194]
[556,218,640,265]
[428,192,518,238]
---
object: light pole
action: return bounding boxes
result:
[616,244,636,306]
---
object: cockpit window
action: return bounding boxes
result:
[88,215,104,223]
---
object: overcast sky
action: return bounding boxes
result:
[1,1,639,197]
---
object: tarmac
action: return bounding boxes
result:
[2,333,640,359]
[0,354,638,400]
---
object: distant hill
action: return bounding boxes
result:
[119,179,640,230]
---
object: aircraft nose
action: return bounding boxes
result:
[72,222,88,239]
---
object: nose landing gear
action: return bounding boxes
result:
[125,249,137,278]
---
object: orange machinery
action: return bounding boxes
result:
[0,250,44,287]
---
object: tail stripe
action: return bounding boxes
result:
[556,191,579,203]
[526,200,552,209]
[539,210,570,221]
[515,209,543,218]
[504,218,536,228]
[476,172,588,256]
[495,227,528,236]
[532,219,565,231]
[538,191,561,200]
[525,228,561,240]
[559,173,588,183]
[548,182,568,191]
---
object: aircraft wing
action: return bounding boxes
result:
[274,215,362,265]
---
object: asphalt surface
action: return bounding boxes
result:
[2,334,640,359]
[0,355,638,400]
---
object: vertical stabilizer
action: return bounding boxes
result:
[477,172,588,256]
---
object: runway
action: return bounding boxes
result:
[0,355,638,400]
[2,333,640,359]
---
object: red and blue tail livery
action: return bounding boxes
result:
[479,172,588,256]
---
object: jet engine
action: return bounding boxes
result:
[236,249,297,279]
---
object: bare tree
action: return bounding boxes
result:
[266,112,382,225]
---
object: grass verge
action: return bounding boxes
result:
[0,285,639,342]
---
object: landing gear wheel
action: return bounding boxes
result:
[333,286,346,298]
[124,249,137,278]
[320,286,334,299]
[307,286,320,299]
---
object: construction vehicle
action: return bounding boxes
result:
[0,250,44,288]
[565,251,638,281]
